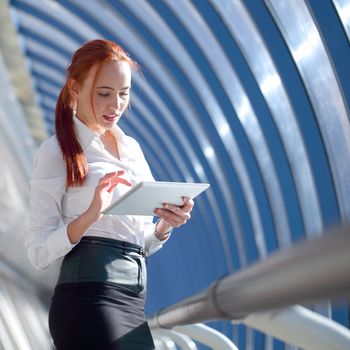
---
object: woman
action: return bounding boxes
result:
[27,39,194,349]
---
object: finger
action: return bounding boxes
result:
[162,203,180,214]
[98,178,132,195]
[98,172,118,184]
[154,209,181,227]
[105,178,132,193]
[154,207,190,226]
[107,182,119,193]
[162,202,193,216]
[99,171,130,187]
[158,212,189,227]
[98,179,114,191]
[100,170,125,182]
[181,197,194,212]
[112,177,132,187]
[107,174,132,185]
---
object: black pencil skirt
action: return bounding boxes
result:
[48,236,155,350]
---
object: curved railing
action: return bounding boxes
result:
[148,225,350,349]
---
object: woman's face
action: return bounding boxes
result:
[73,60,131,134]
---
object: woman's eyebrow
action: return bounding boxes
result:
[96,86,130,90]
[96,86,114,90]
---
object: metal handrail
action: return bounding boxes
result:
[242,305,350,350]
[152,329,197,350]
[148,224,350,329]
[173,324,238,350]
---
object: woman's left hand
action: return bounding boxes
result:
[154,197,194,228]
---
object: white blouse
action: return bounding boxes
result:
[27,117,167,270]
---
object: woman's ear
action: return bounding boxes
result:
[67,78,80,100]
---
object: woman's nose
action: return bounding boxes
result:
[110,96,122,111]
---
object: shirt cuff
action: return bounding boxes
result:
[46,225,79,259]
[146,224,173,256]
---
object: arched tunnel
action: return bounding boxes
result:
[0,0,350,349]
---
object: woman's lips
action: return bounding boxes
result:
[103,114,118,122]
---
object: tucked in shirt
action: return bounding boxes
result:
[27,116,167,270]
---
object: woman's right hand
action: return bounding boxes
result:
[68,171,132,244]
[87,171,132,221]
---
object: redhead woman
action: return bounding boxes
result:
[26,39,194,349]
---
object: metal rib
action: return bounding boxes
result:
[211,0,323,238]
[266,0,350,222]
[332,0,350,43]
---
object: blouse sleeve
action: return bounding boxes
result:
[144,220,172,256]
[26,139,77,270]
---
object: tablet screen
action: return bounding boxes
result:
[102,181,210,216]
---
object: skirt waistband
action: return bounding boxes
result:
[56,236,147,293]
[80,236,146,257]
[57,236,147,294]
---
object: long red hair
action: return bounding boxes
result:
[55,39,137,187]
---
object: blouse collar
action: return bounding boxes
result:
[73,116,127,150]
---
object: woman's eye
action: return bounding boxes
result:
[120,92,129,97]
[98,93,110,97]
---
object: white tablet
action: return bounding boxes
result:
[102,181,210,216]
